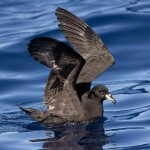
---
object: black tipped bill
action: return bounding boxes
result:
[105,94,116,104]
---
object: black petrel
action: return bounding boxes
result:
[20,7,116,126]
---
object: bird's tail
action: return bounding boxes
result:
[20,107,67,125]
[20,107,46,122]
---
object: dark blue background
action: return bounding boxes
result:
[0,0,150,149]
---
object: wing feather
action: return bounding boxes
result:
[28,37,85,105]
[56,8,115,83]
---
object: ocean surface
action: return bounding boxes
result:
[0,0,150,149]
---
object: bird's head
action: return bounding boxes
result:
[89,85,116,104]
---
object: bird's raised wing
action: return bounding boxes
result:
[56,8,115,83]
[28,37,85,106]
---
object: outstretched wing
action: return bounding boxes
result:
[55,8,115,83]
[28,37,85,106]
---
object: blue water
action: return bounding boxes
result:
[0,0,150,149]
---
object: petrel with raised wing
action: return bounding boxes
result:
[20,7,116,126]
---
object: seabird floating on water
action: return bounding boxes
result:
[20,7,116,126]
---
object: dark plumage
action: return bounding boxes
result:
[20,7,116,126]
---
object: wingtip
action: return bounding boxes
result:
[55,7,64,14]
[56,7,62,10]
[55,7,71,16]
[27,37,52,53]
[56,7,65,12]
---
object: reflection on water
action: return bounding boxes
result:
[30,119,106,150]
[0,0,150,149]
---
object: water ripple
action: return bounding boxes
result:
[0,0,150,149]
